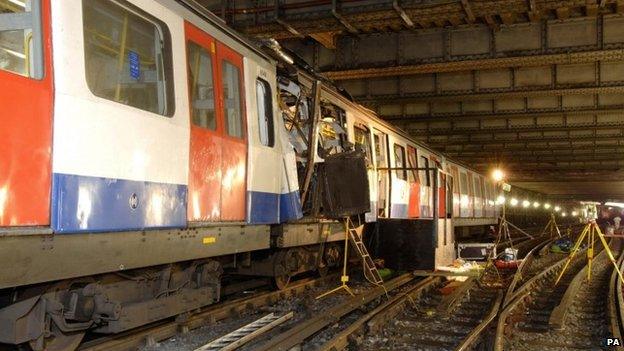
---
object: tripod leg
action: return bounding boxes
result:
[555,224,589,285]
[596,225,624,282]
[587,226,594,281]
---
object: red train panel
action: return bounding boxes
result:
[185,22,247,222]
[0,0,53,226]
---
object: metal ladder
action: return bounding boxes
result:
[345,217,384,286]
[195,312,293,351]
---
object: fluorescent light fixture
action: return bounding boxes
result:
[605,202,624,208]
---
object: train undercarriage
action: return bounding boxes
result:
[0,222,345,351]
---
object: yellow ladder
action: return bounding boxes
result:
[345,217,384,286]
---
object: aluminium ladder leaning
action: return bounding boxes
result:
[345,217,384,286]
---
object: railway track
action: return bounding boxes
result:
[75,230,587,351]
[496,239,623,351]
[239,235,549,351]
[77,275,336,351]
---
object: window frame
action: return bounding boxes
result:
[406,145,419,183]
[353,124,373,166]
[82,0,175,117]
[393,143,407,181]
[0,0,44,79]
[187,40,217,130]
[221,58,244,139]
[255,77,274,147]
[420,156,431,187]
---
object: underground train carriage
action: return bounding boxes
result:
[0,0,509,349]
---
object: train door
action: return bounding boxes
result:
[419,155,431,217]
[473,175,483,217]
[217,42,247,220]
[459,171,469,217]
[406,146,420,218]
[0,0,52,226]
[185,23,246,221]
[353,123,376,221]
[466,172,475,217]
[373,130,388,218]
[431,158,446,217]
[391,143,408,218]
[450,166,460,217]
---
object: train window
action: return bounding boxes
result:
[406,146,418,183]
[373,133,386,167]
[393,144,406,180]
[83,0,174,116]
[256,78,274,146]
[187,41,216,130]
[0,0,43,78]
[451,167,459,193]
[222,60,243,138]
[459,172,468,195]
[473,177,482,198]
[420,156,430,187]
[353,125,372,166]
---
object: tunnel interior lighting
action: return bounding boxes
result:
[492,169,505,182]
[544,203,551,210]
[561,212,567,217]
[510,198,519,207]
[496,195,506,205]
[522,200,530,208]
[572,211,578,216]
[554,206,561,212]
[605,202,624,208]
[533,201,540,208]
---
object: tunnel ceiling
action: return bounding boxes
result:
[202,0,624,201]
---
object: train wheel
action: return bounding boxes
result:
[274,274,291,290]
[29,323,85,351]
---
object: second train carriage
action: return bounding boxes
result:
[0,0,511,348]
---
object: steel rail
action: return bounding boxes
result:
[608,251,624,345]
[549,247,612,329]
[503,237,559,305]
[317,276,439,351]
[494,244,593,351]
[454,290,503,351]
[78,275,336,351]
[249,272,417,351]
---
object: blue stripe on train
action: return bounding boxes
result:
[391,203,408,218]
[52,173,187,233]
[247,191,279,224]
[280,190,303,222]
[248,190,303,224]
